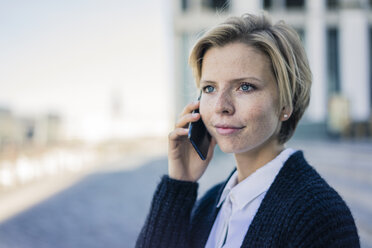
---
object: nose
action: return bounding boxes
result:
[215,91,235,115]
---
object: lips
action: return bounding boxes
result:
[214,125,244,135]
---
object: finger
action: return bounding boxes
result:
[180,101,200,117]
[175,112,200,128]
[168,128,189,141]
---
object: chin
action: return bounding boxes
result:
[216,138,273,155]
[217,142,246,154]
[218,146,234,154]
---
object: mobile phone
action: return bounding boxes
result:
[188,96,211,160]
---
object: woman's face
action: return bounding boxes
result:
[199,42,282,154]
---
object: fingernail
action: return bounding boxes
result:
[192,113,199,117]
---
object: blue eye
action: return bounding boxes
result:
[240,83,254,92]
[203,85,215,93]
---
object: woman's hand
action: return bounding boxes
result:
[168,101,216,182]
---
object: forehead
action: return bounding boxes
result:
[201,42,272,81]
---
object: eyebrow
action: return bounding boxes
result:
[200,77,264,84]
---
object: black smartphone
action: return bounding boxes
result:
[188,96,211,160]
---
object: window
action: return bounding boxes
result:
[327,28,340,95]
[263,0,272,9]
[264,0,304,10]
[181,0,189,12]
[202,0,230,11]
[326,0,339,9]
[285,0,305,8]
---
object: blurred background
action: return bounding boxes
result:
[0,0,371,247]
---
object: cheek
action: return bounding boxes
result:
[242,98,279,127]
[199,98,212,119]
[199,98,216,136]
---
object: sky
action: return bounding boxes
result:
[0,0,172,141]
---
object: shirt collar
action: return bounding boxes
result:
[217,148,296,209]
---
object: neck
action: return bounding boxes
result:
[234,141,284,183]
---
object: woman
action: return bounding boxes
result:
[136,13,359,248]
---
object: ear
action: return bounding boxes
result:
[280,106,293,121]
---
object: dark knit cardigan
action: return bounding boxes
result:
[136,151,360,247]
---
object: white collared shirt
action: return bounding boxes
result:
[205,148,296,248]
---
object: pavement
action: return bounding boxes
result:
[0,138,371,248]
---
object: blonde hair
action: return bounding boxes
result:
[189,13,312,144]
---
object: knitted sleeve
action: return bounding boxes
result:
[135,175,198,248]
[288,188,360,248]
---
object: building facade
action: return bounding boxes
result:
[0,107,62,152]
[173,0,372,138]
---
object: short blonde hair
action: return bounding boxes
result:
[189,13,312,144]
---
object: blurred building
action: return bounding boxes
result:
[32,114,62,146]
[0,108,62,151]
[0,107,22,149]
[173,0,372,138]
